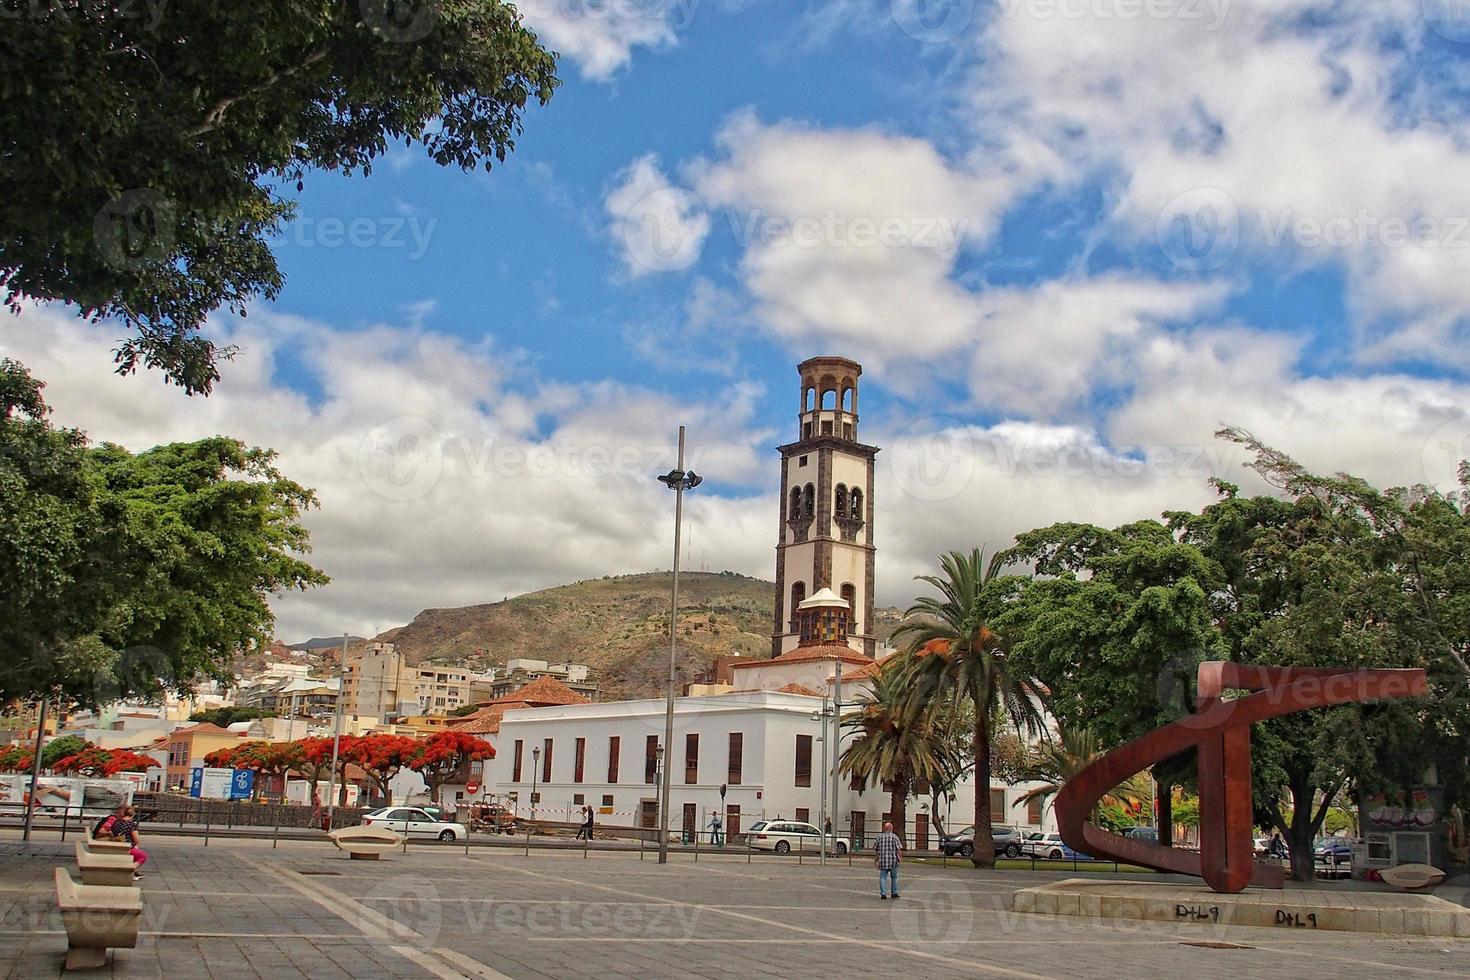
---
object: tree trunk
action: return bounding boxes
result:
[1157,777,1173,848]
[1287,776,1316,883]
[890,776,908,846]
[973,694,994,869]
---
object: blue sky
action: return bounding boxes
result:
[8,0,1470,641]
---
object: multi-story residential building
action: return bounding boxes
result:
[163,722,241,793]
[472,660,599,703]
[342,642,475,720]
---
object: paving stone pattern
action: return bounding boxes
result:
[2,835,1467,978]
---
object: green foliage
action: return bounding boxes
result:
[189,706,277,727]
[0,1,558,393]
[892,548,1046,867]
[447,704,481,718]
[41,734,89,770]
[0,361,328,707]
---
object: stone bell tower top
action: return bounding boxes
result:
[797,356,862,443]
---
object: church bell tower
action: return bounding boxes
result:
[771,356,879,659]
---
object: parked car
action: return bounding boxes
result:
[1315,837,1354,864]
[938,825,1025,858]
[1022,832,1094,861]
[1122,826,1157,844]
[362,806,467,842]
[745,820,850,855]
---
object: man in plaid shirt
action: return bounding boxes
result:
[873,821,902,899]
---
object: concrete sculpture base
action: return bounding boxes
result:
[1011,879,1470,938]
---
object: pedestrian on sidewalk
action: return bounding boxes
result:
[874,821,902,900]
[105,804,149,880]
[708,810,723,846]
[576,805,594,840]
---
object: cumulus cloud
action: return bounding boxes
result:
[605,154,710,277]
[517,0,697,80]
[0,306,775,642]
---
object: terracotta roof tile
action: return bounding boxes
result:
[487,676,590,707]
[776,683,824,697]
[729,643,872,669]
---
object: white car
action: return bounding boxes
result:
[746,819,850,855]
[362,806,467,842]
[1020,833,1067,859]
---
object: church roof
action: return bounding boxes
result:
[797,588,848,610]
[775,683,824,697]
[729,642,871,669]
[829,658,884,682]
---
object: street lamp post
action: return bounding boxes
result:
[656,426,701,865]
[325,633,348,830]
[531,745,541,823]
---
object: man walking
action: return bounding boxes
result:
[708,810,723,846]
[874,821,902,900]
[576,805,594,840]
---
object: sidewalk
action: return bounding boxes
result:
[3,835,1464,978]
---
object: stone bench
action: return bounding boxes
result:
[79,834,134,857]
[53,868,142,970]
[74,841,137,887]
[328,824,403,860]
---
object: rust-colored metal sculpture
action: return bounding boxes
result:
[1054,664,1426,893]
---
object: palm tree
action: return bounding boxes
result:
[893,548,1046,868]
[1012,726,1152,819]
[840,662,966,845]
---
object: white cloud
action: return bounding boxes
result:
[605,154,710,277]
[518,0,697,80]
[0,306,775,642]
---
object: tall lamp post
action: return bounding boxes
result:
[324,633,348,830]
[656,426,701,865]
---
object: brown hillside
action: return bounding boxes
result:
[373,571,904,702]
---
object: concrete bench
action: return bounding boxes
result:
[1379,863,1447,890]
[328,824,403,860]
[53,868,142,970]
[79,834,134,857]
[74,841,137,887]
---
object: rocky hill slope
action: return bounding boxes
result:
[371,571,904,702]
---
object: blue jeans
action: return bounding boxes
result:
[878,866,899,896]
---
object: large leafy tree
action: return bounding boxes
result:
[995,519,1225,848]
[346,732,420,804]
[893,549,1046,867]
[0,0,559,393]
[301,734,359,807]
[52,746,159,778]
[409,729,495,803]
[0,361,329,708]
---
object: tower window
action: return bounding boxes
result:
[821,388,837,410]
[798,455,808,467]
[789,582,806,631]
[841,583,858,633]
[803,422,813,439]
[788,487,801,520]
[849,488,863,518]
[802,484,815,519]
[834,484,847,518]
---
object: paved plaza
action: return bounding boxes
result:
[3,833,1468,978]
